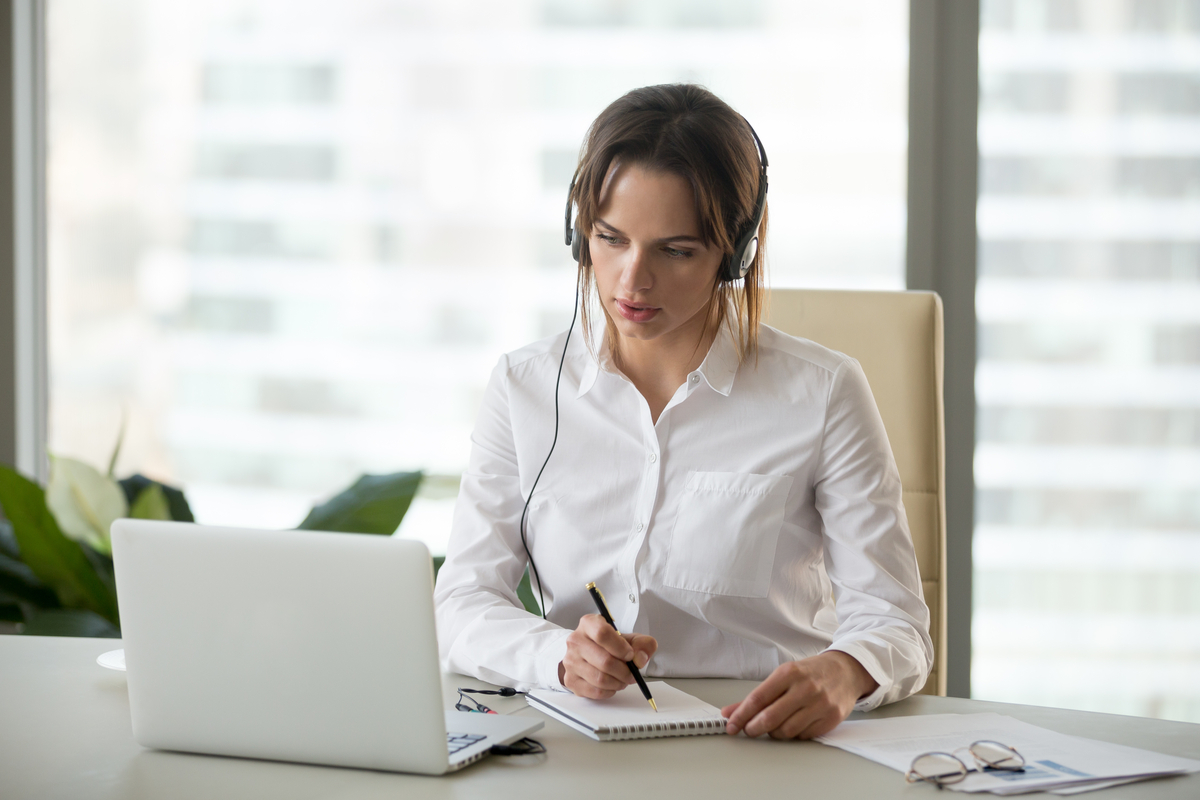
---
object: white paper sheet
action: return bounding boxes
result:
[816,713,1200,794]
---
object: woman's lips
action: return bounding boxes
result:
[616,299,661,323]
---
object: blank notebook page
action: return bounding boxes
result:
[526,682,726,740]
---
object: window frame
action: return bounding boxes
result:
[906,0,979,699]
[0,0,48,485]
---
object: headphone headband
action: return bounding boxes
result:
[565,116,768,282]
[723,120,769,282]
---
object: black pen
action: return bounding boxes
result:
[585,581,657,712]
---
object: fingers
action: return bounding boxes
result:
[725,658,855,740]
[745,682,836,740]
[763,693,831,740]
[626,633,658,668]
[579,614,635,660]
[793,709,845,740]
[561,651,625,699]
[564,634,631,690]
[724,666,791,735]
[562,615,650,699]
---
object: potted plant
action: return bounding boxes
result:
[0,457,423,637]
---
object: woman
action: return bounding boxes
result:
[434,84,931,740]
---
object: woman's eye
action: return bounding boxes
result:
[596,233,621,245]
[664,247,692,258]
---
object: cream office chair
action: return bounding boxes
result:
[765,289,947,696]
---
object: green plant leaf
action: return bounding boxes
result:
[129,483,172,521]
[0,465,120,624]
[80,543,117,601]
[0,600,23,622]
[0,518,19,560]
[0,550,61,608]
[119,474,195,522]
[0,523,53,614]
[45,456,128,556]
[517,568,540,616]
[20,608,120,638]
[298,471,423,535]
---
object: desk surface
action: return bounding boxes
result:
[2,636,1198,800]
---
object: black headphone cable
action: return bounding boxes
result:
[517,281,580,619]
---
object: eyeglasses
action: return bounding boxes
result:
[906,740,1026,788]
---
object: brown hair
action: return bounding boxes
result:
[570,83,767,362]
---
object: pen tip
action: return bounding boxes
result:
[649,699,658,713]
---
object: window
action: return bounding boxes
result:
[975,0,1200,722]
[47,1,909,556]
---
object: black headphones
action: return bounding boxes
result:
[564,119,769,282]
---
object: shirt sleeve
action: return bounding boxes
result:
[814,358,934,710]
[433,356,572,691]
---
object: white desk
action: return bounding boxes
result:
[3,636,1198,800]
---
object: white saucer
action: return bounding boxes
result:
[97,649,125,671]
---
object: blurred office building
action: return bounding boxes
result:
[974,0,1200,722]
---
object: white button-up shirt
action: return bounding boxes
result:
[434,321,932,711]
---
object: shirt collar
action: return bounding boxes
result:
[576,317,741,398]
[696,321,740,397]
[575,314,608,398]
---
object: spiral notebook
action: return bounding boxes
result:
[526,681,727,741]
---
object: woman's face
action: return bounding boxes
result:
[589,163,724,351]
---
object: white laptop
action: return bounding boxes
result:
[110,519,542,775]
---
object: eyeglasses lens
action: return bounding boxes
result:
[910,753,968,785]
[970,741,1025,771]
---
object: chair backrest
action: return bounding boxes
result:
[765,289,947,696]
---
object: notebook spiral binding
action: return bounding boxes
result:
[598,718,727,741]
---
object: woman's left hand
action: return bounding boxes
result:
[721,651,878,740]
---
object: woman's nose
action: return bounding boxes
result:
[619,247,653,292]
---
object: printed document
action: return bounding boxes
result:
[816,712,1200,794]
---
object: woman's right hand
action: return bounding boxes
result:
[557,614,658,699]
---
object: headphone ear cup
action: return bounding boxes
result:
[724,233,756,282]
[739,236,758,279]
[571,224,582,263]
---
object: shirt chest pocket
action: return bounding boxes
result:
[662,471,794,598]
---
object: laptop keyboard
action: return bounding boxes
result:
[447,732,487,755]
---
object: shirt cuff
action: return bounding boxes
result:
[536,629,572,692]
[825,643,890,712]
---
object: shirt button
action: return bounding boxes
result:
[635,522,644,532]
[648,453,657,463]
[629,593,636,603]
[690,374,700,384]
